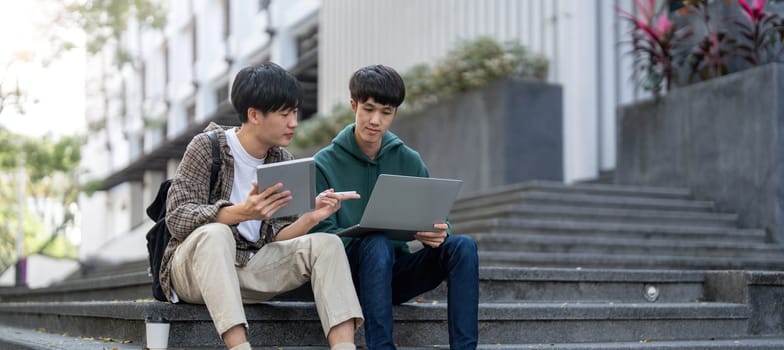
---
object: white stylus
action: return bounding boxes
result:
[318,191,357,197]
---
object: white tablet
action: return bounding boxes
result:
[256,157,316,219]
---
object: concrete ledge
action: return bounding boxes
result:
[704,271,784,336]
[616,63,784,242]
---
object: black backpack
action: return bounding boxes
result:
[145,131,221,301]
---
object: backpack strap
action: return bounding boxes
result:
[206,130,221,200]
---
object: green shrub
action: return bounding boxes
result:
[404,37,548,111]
[290,105,355,153]
[289,37,548,154]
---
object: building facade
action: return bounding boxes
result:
[79,0,642,263]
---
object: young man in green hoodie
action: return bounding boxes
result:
[310,65,479,350]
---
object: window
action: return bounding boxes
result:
[296,25,318,59]
[163,41,170,87]
[223,0,231,40]
[140,63,147,101]
[191,17,198,64]
[259,0,271,12]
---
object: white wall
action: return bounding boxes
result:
[320,0,639,182]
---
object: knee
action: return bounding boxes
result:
[309,232,343,249]
[358,233,393,261]
[307,233,345,257]
[444,235,477,259]
[190,223,235,252]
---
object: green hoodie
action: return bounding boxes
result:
[309,123,451,250]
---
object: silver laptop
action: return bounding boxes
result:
[337,174,463,241]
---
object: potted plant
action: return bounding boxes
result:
[615,0,784,242]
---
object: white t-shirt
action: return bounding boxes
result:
[225,128,265,243]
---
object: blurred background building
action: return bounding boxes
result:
[79,0,643,265]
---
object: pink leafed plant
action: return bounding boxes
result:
[616,0,691,95]
[735,0,783,65]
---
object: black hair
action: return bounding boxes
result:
[349,65,406,107]
[230,62,301,123]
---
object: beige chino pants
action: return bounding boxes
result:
[170,223,363,337]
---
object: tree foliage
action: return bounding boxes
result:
[0,1,166,273]
[61,0,167,66]
[0,128,82,272]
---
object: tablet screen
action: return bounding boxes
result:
[256,157,316,218]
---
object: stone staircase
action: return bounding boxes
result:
[2,180,784,349]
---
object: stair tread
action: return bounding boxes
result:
[452,203,738,221]
[0,266,714,304]
[465,338,784,349]
[454,191,716,211]
[0,324,138,350]
[479,251,784,269]
[3,324,783,350]
[0,300,751,321]
[452,217,766,236]
[458,180,693,200]
[471,232,784,251]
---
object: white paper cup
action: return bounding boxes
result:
[145,320,170,350]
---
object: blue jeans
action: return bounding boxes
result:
[346,233,479,350]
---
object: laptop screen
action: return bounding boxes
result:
[359,174,463,232]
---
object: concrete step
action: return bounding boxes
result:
[449,204,738,228]
[3,324,784,350]
[275,267,707,304]
[453,190,716,214]
[479,251,784,270]
[424,338,784,349]
[64,259,149,280]
[470,233,784,258]
[0,267,707,304]
[421,267,705,303]
[458,180,694,201]
[451,218,767,244]
[0,271,151,302]
[0,324,137,350]
[0,300,751,347]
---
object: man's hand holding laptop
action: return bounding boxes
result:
[415,223,448,248]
